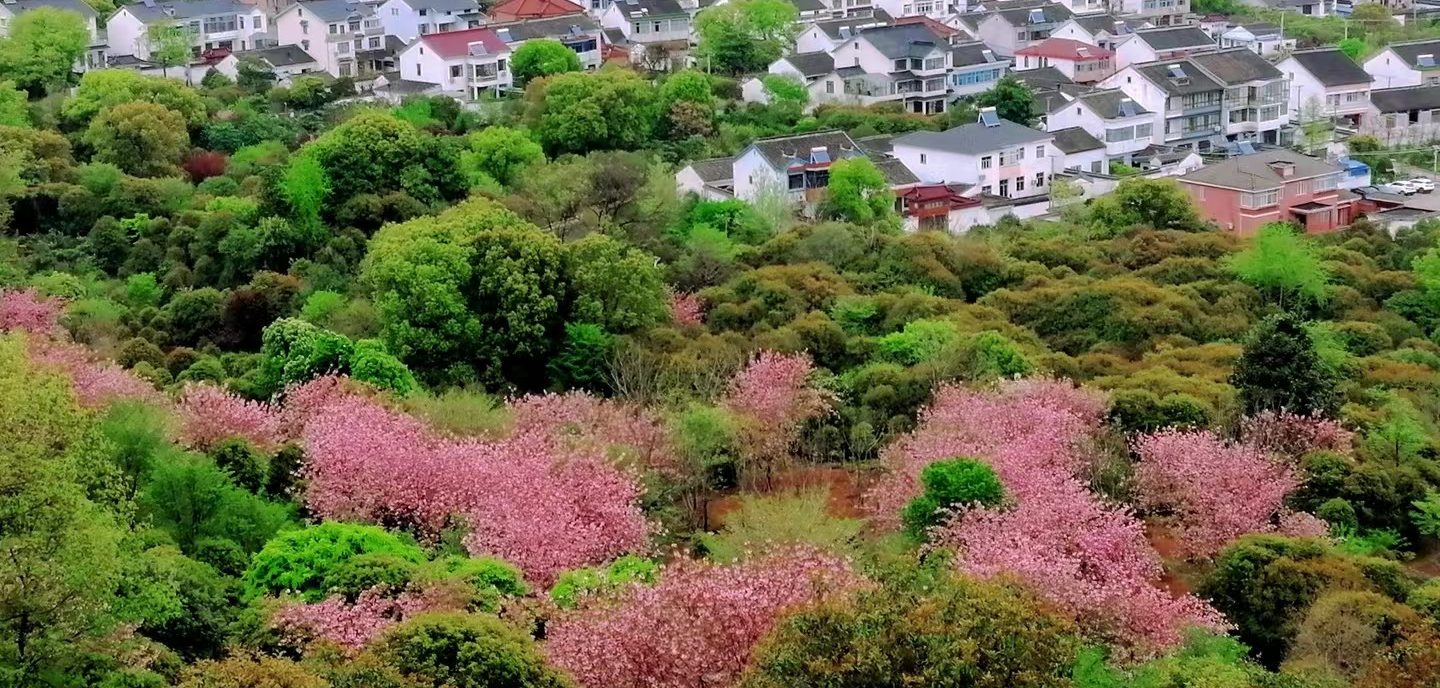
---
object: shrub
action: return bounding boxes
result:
[901,458,1005,540]
[378,612,568,688]
[244,522,427,601]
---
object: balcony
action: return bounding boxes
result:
[1166,98,1222,116]
[1166,123,1221,141]
[471,66,507,84]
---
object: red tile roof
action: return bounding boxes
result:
[1015,37,1112,61]
[416,26,511,59]
[891,15,960,38]
[488,0,584,21]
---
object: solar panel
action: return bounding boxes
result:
[810,147,831,164]
[979,108,1000,126]
[981,48,994,62]
[1118,98,1136,116]
[1421,54,1436,67]
[1077,47,1089,58]
[1167,63,1185,78]
[1237,141,1256,155]
[496,28,512,42]
[1028,8,1044,23]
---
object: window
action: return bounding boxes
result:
[239,15,245,28]
[788,173,804,190]
[256,15,263,29]
[1015,176,1025,192]
[1240,189,1279,207]
[952,68,1002,86]
[653,21,664,33]
[392,7,399,13]
[980,155,992,169]
[1090,160,1101,173]
[1035,172,1045,186]
[1016,147,1025,161]
[1106,126,1133,142]
[999,179,1010,197]
[301,39,310,50]
[349,20,360,31]
[920,153,927,163]
[982,185,992,195]
[300,19,309,34]
[416,63,422,76]
[419,7,428,14]
[337,41,349,53]
[203,15,237,33]
[329,23,339,34]
[1135,123,1152,138]
[369,36,381,48]
[340,62,352,76]
[450,65,461,78]
[1035,144,1045,158]
[826,80,834,94]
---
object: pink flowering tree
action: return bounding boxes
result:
[1134,429,1306,559]
[545,546,864,688]
[272,586,435,653]
[294,380,652,585]
[175,382,282,452]
[668,291,704,328]
[0,288,64,337]
[27,338,163,408]
[870,380,1224,654]
[722,351,833,487]
[1239,410,1353,459]
[509,392,675,475]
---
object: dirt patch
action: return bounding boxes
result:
[706,465,874,531]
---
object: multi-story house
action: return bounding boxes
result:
[955,2,1074,57]
[376,0,484,43]
[1111,0,1187,26]
[1015,36,1111,82]
[891,109,1055,198]
[1217,22,1291,55]
[108,0,269,58]
[491,14,604,69]
[1044,88,1152,163]
[0,0,107,71]
[600,0,692,65]
[1112,26,1215,70]
[949,39,1009,96]
[870,0,952,22]
[744,51,842,108]
[275,0,385,78]
[395,25,512,99]
[1049,126,1106,173]
[1101,59,1224,151]
[1364,38,1440,89]
[794,11,891,53]
[1277,47,1372,130]
[1179,151,1354,234]
[832,23,950,114]
[1188,48,1289,145]
[729,130,919,210]
[1050,13,1146,50]
[1359,85,1440,145]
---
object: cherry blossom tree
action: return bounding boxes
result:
[1238,410,1353,459]
[175,382,282,452]
[722,351,832,485]
[272,586,435,653]
[27,338,162,408]
[0,288,64,336]
[545,546,864,688]
[668,291,704,328]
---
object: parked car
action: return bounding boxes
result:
[1382,181,1418,195]
[1410,177,1436,193]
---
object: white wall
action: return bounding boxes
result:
[892,137,1054,199]
[107,9,146,57]
[1365,47,1424,89]
[276,6,341,76]
[1112,36,1155,70]
[379,0,423,42]
[1097,66,1166,145]
[732,147,784,202]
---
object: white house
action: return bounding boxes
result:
[743,51,844,108]
[1278,47,1372,130]
[1014,36,1112,83]
[395,25,512,99]
[794,10,892,53]
[891,109,1056,199]
[275,0,387,78]
[1364,38,1440,89]
[949,40,1010,96]
[1187,48,1289,145]
[1110,0,1187,27]
[0,0,108,71]
[954,3,1075,57]
[1217,22,1292,55]
[831,22,950,114]
[1044,88,1152,163]
[107,0,269,59]
[233,44,323,83]
[1049,125,1106,173]
[600,0,692,65]
[1050,13,1146,50]
[1112,25,1216,70]
[729,130,919,211]
[1100,60,1224,151]
[490,14,605,70]
[1360,85,1440,145]
[676,156,735,199]
[376,0,483,44]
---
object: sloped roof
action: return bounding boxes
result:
[892,14,961,37]
[1073,88,1149,118]
[1187,48,1281,84]
[414,26,510,58]
[1050,126,1104,153]
[1016,36,1112,60]
[856,23,947,59]
[1287,48,1371,87]
[488,0,582,20]
[1135,26,1215,51]
[994,2,1072,26]
[893,119,1051,155]
[9,0,97,18]
[747,130,866,170]
[1388,39,1440,69]
[781,51,835,78]
[612,0,686,19]
[1371,85,1440,113]
[123,0,252,20]
[952,39,1007,67]
[1180,150,1340,191]
[1135,59,1222,95]
[235,45,319,67]
[684,156,734,183]
[408,0,481,11]
[1011,65,1072,90]
[282,0,373,22]
[871,155,920,186]
[489,13,600,41]
[1070,12,1142,35]
[810,9,892,40]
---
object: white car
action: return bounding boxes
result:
[1410,177,1436,193]
[1383,181,1418,195]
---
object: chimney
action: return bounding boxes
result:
[1269,161,1295,177]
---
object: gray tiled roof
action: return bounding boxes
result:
[407,0,481,11]
[893,119,1051,155]
[1287,48,1370,87]
[122,0,253,20]
[1136,60,1222,95]
[1371,85,1440,114]
[1387,39,1440,70]
[810,9,892,40]
[1070,12,1139,34]
[1187,48,1281,84]
[286,0,373,22]
[490,13,599,41]
[613,0,686,19]
[1049,126,1103,153]
[993,1,1071,26]
[235,44,319,66]
[871,154,919,186]
[1135,26,1215,51]
[951,39,1006,67]
[1181,150,1339,191]
[8,0,97,18]
[781,51,835,77]
[748,130,866,170]
[1012,66,1072,90]
[685,156,734,183]
[1073,88,1150,118]
[856,23,946,59]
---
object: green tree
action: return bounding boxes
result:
[85,101,190,177]
[303,110,465,206]
[693,0,798,74]
[63,69,208,128]
[1087,176,1201,235]
[1340,38,1366,60]
[0,80,29,128]
[0,7,89,91]
[819,157,895,225]
[1364,394,1428,464]
[1231,312,1340,417]
[510,39,582,86]
[1227,222,1330,307]
[244,522,426,601]
[348,338,418,396]
[901,458,1005,539]
[546,322,614,392]
[256,317,354,395]
[529,69,659,155]
[378,612,570,688]
[147,25,195,81]
[743,571,1082,688]
[460,126,544,188]
[140,457,293,554]
[566,234,668,332]
[975,75,1037,125]
[759,73,808,115]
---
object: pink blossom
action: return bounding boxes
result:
[668,291,703,328]
[869,380,1222,654]
[0,288,64,337]
[27,338,162,408]
[272,586,434,653]
[722,351,833,473]
[1278,510,1330,538]
[295,382,652,585]
[509,392,675,473]
[545,546,864,688]
[1239,410,1353,458]
[1134,429,1301,559]
[175,382,282,452]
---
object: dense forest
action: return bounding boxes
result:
[5,40,1440,687]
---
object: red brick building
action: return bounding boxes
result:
[1177,151,1355,235]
